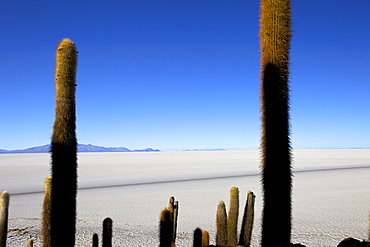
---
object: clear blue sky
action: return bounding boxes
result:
[1,1,369,151]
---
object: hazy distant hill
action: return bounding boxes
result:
[0,144,160,153]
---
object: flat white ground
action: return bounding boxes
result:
[1,149,369,246]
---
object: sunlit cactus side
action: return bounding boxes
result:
[50,38,78,247]
[167,196,179,243]
[259,0,292,246]
[216,200,227,246]
[42,177,52,247]
[202,231,209,247]
[173,200,179,243]
[0,191,9,247]
[160,208,173,247]
[239,190,256,246]
[227,187,239,246]
[193,228,202,247]
[102,218,113,247]
[92,233,98,247]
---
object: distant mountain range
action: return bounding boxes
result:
[0,144,160,153]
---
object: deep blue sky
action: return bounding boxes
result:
[1,1,369,151]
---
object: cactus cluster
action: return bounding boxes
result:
[215,187,255,247]
[159,196,179,247]
[1,4,369,244]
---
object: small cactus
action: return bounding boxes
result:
[0,191,9,247]
[42,177,52,247]
[216,200,227,246]
[160,208,173,247]
[239,190,256,246]
[193,228,202,247]
[202,231,209,247]
[92,232,98,247]
[102,218,112,247]
[227,187,239,246]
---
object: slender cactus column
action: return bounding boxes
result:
[216,200,227,246]
[0,191,9,247]
[259,0,292,246]
[42,176,52,247]
[50,38,78,247]
[227,187,239,246]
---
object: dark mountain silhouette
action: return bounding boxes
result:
[0,144,160,153]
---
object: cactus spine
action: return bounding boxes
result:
[239,190,255,246]
[227,187,239,246]
[50,38,78,247]
[160,208,173,247]
[0,191,9,247]
[216,200,227,246]
[102,218,113,247]
[259,0,292,246]
[42,177,52,247]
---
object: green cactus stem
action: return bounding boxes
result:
[259,0,292,246]
[216,200,227,246]
[50,38,78,247]
[42,176,52,247]
[102,218,112,247]
[227,187,239,246]
[239,190,256,246]
[0,191,9,247]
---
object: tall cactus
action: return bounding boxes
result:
[50,38,78,247]
[0,191,9,247]
[239,190,255,246]
[259,0,292,246]
[42,177,52,247]
[227,187,239,246]
[215,200,227,246]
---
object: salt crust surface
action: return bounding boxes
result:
[1,149,369,246]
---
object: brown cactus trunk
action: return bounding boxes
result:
[259,0,292,246]
[50,38,78,247]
